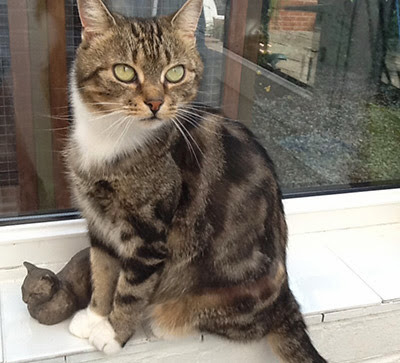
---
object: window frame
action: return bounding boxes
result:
[1,188,399,255]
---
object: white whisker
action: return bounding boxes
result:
[112,116,132,154]
[186,104,239,123]
[38,126,71,132]
[177,112,220,137]
[179,108,221,125]
[100,114,129,136]
[172,117,202,169]
[86,102,123,106]
[171,118,195,157]
[175,118,205,159]
[86,110,125,123]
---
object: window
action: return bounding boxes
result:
[0,0,399,224]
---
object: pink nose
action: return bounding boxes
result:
[145,99,164,114]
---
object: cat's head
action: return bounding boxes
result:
[21,262,60,305]
[73,0,204,127]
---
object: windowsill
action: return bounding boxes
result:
[0,189,399,362]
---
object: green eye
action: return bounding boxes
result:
[165,65,185,83]
[113,64,136,82]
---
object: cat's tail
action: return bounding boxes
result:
[267,287,327,363]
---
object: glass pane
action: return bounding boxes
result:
[0,0,399,223]
[223,0,400,194]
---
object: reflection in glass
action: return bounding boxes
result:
[250,0,400,193]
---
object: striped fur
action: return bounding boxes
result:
[66,0,326,361]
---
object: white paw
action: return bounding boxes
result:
[69,307,106,339]
[89,319,121,355]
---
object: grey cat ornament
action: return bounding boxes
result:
[21,248,91,325]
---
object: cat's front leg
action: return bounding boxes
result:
[89,252,165,354]
[69,244,120,340]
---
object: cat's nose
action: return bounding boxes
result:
[145,99,164,115]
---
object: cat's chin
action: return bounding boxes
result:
[140,113,176,123]
[71,88,167,168]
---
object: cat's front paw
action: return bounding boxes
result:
[69,307,105,339]
[89,319,121,355]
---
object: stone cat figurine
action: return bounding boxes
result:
[21,248,91,325]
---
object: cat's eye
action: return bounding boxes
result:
[165,65,185,83]
[113,64,137,83]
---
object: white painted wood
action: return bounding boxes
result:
[31,358,66,363]
[0,219,87,244]
[287,236,381,314]
[325,224,400,301]
[2,280,400,362]
[0,219,89,271]
[304,313,323,326]
[286,189,400,235]
[284,189,400,215]
[309,309,400,363]
[0,232,89,271]
[0,190,398,273]
[194,335,277,363]
[323,300,400,323]
[358,351,400,363]
[287,204,400,235]
[66,336,200,363]
[67,335,278,363]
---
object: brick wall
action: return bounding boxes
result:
[270,0,318,31]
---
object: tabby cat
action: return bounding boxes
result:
[66,0,326,361]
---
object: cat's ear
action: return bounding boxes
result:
[40,273,56,284]
[171,0,203,39]
[23,261,37,274]
[77,0,116,38]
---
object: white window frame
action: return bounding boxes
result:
[0,188,398,276]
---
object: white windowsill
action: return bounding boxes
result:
[0,188,399,362]
[2,188,399,244]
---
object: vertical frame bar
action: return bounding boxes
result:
[222,0,263,123]
[47,0,71,209]
[237,0,263,124]
[7,0,39,213]
[27,0,56,211]
[222,0,249,120]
